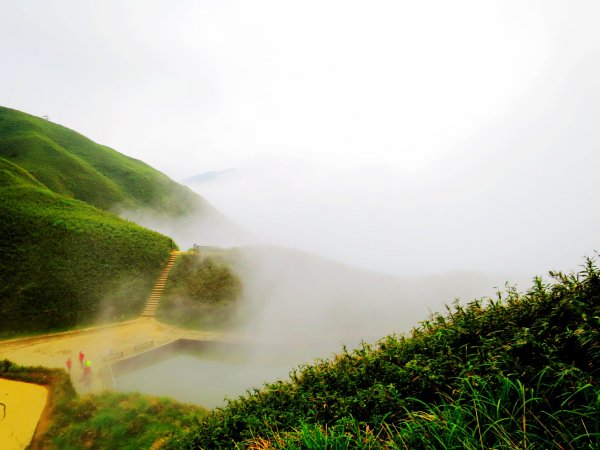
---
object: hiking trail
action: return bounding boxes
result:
[141,251,181,317]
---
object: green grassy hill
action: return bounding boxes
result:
[0,106,214,215]
[0,105,247,335]
[3,260,597,449]
[0,158,174,333]
[162,260,600,449]
[0,106,242,335]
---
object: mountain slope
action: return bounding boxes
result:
[0,105,219,217]
[0,106,243,334]
[0,158,174,333]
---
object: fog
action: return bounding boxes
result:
[185,51,600,278]
[218,246,531,362]
[118,205,253,250]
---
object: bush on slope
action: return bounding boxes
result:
[163,259,600,449]
[158,251,243,329]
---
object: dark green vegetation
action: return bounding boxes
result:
[0,360,206,450]
[163,260,600,449]
[158,251,243,329]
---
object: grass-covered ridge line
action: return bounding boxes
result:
[163,259,600,449]
[0,105,215,216]
[0,360,206,450]
[0,158,174,334]
[158,251,243,329]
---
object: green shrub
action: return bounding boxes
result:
[158,252,243,329]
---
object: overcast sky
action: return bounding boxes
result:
[2,1,599,277]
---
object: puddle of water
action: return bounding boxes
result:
[113,353,290,408]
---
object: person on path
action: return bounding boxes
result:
[78,351,85,367]
[81,364,92,388]
[66,357,72,373]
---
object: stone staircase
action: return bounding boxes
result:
[141,251,181,317]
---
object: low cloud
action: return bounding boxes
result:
[224,246,531,363]
[186,53,600,279]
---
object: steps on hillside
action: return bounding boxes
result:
[141,251,181,317]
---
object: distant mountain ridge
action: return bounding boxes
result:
[183,168,236,185]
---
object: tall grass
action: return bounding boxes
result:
[247,372,600,449]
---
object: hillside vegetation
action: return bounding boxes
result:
[0,106,223,334]
[0,106,213,216]
[0,107,244,335]
[0,360,206,450]
[0,161,173,334]
[158,251,243,329]
[163,259,600,449]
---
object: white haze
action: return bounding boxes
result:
[118,206,253,250]
[187,56,600,278]
[221,246,531,363]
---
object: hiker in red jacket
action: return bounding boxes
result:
[78,351,85,367]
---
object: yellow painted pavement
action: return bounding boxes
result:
[0,378,47,450]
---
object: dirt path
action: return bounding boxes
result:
[0,318,224,394]
[0,379,48,450]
